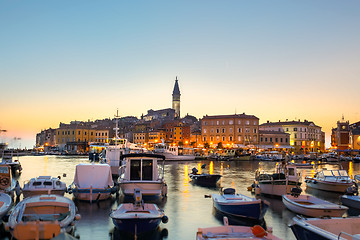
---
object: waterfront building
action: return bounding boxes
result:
[133,132,147,146]
[201,113,259,148]
[351,127,360,151]
[143,108,176,122]
[258,130,291,150]
[172,76,181,118]
[331,117,351,151]
[36,128,56,149]
[260,119,325,153]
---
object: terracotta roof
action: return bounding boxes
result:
[201,114,259,120]
[260,120,320,128]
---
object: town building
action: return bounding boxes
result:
[260,119,325,153]
[258,130,291,150]
[331,118,350,151]
[201,113,259,148]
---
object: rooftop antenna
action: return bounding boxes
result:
[342,114,345,121]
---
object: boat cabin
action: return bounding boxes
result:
[314,170,351,182]
[120,153,165,182]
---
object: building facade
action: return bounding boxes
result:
[201,113,259,148]
[258,130,291,150]
[172,77,181,118]
[260,119,325,153]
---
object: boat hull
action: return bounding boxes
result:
[112,217,162,234]
[120,181,166,199]
[189,174,221,186]
[282,195,347,217]
[341,195,360,209]
[73,188,112,202]
[213,199,269,220]
[259,180,301,197]
[0,193,12,219]
[23,189,66,198]
[305,180,352,193]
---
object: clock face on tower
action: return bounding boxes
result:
[342,126,346,130]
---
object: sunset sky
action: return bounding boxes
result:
[1,1,359,148]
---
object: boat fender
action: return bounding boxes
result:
[161,215,169,223]
[251,225,266,238]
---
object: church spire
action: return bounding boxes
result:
[172,76,181,118]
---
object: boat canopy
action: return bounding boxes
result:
[73,164,113,188]
[321,170,349,177]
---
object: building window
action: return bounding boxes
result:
[265,138,268,142]
[211,121,214,125]
[280,138,283,142]
[238,120,241,124]
[286,138,288,143]
[216,129,220,133]
[210,136,214,141]
[270,137,272,142]
[229,120,233,124]
[238,128,242,133]
[203,137,206,142]
[261,137,263,142]
[203,129,207,134]
[211,128,214,133]
[229,136,233,141]
[216,136,220,141]
[253,129,257,133]
[275,138,278,142]
[295,134,297,138]
[286,128,289,131]
[246,120,250,125]
[238,136,241,141]
[222,136,225,141]
[245,128,250,133]
[254,121,257,125]
[216,121,219,125]
[222,128,225,133]
[294,128,297,131]
[229,128,233,133]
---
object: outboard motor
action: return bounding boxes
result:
[134,188,143,206]
[192,167,198,174]
[290,187,302,197]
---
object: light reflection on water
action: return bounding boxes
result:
[2,156,360,240]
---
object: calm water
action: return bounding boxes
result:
[2,155,360,240]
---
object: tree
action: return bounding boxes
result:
[204,142,210,149]
[217,142,224,149]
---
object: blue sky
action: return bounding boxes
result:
[1,1,359,148]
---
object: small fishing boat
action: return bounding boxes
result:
[282,194,348,217]
[1,150,22,174]
[212,188,269,220]
[22,176,67,198]
[255,162,302,197]
[119,153,167,200]
[305,169,354,193]
[189,167,221,186]
[110,189,168,234]
[196,216,282,240]
[0,192,12,219]
[290,215,360,240]
[71,163,115,202]
[340,195,360,209]
[6,195,80,240]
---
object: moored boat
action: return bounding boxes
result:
[197,216,282,240]
[290,215,360,240]
[189,167,221,186]
[6,194,80,239]
[110,189,168,234]
[305,169,354,193]
[255,162,301,197]
[71,163,115,202]
[340,195,360,209]
[282,194,348,217]
[22,176,67,198]
[153,144,195,161]
[212,188,269,220]
[1,150,22,174]
[0,192,12,219]
[119,153,167,200]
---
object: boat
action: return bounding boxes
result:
[212,188,269,220]
[189,167,221,186]
[340,195,360,209]
[110,189,168,234]
[290,215,360,240]
[70,163,115,202]
[305,169,354,193]
[282,194,348,217]
[5,194,80,240]
[196,216,282,240]
[321,152,338,162]
[1,149,22,174]
[0,164,16,196]
[255,162,302,197]
[22,176,67,198]
[119,153,167,200]
[0,192,12,219]
[353,154,360,163]
[153,143,195,161]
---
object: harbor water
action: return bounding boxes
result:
[2,155,360,240]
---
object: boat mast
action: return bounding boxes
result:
[114,109,120,146]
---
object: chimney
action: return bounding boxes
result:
[267,120,269,123]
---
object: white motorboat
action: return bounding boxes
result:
[341,195,360,209]
[0,192,12,219]
[71,163,115,202]
[1,150,22,174]
[282,194,348,217]
[119,153,167,200]
[353,154,360,163]
[22,176,67,198]
[153,144,195,161]
[305,169,354,193]
[255,162,301,197]
[110,189,168,234]
[196,216,282,240]
[6,194,80,240]
[290,215,360,240]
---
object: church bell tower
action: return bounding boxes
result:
[172,76,181,118]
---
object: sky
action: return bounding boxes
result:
[1,1,359,149]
